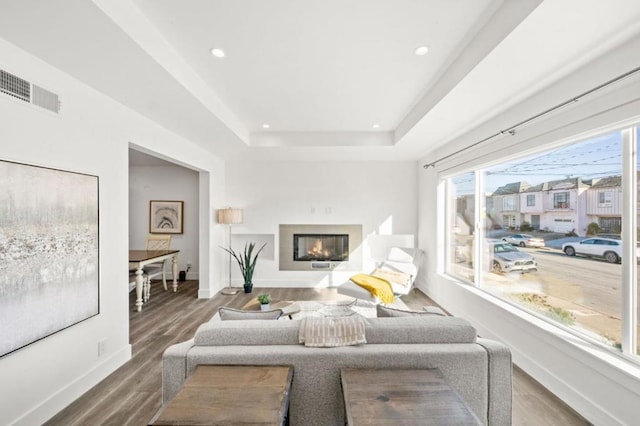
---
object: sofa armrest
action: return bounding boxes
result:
[162,338,195,404]
[476,338,512,425]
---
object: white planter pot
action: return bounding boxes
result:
[260,304,270,311]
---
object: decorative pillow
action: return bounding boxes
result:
[218,306,283,321]
[423,306,447,315]
[378,261,418,282]
[376,304,446,318]
[371,268,411,287]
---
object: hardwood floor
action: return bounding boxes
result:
[45,280,590,425]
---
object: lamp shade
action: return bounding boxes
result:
[217,208,243,225]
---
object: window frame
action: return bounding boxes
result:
[502,196,515,211]
[599,191,613,206]
[553,191,570,209]
[441,124,639,360]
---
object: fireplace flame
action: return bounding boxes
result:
[293,233,349,262]
[308,239,329,257]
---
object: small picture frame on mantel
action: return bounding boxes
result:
[149,200,184,234]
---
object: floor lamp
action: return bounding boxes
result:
[217,208,244,295]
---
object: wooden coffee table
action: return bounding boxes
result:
[151,365,293,425]
[242,299,301,319]
[341,368,481,425]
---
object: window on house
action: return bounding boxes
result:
[445,126,638,357]
[502,196,515,211]
[527,194,535,206]
[598,191,613,206]
[554,192,570,209]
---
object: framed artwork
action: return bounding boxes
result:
[0,159,99,358]
[149,200,184,234]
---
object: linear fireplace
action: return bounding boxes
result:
[279,224,362,271]
[293,234,349,262]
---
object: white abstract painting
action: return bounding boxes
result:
[0,160,99,358]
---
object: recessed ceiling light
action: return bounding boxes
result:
[414,45,429,56]
[262,123,270,129]
[372,124,380,129]
[210,48,225,58]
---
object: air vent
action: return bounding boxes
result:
[1,69,30,103]
[32,84,60,113]
[1,69,60,113]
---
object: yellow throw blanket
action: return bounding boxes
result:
[349,273,394,304]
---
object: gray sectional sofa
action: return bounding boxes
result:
[162,315,512,425]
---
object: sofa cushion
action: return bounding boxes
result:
[376,304,446,317]
[195,314,477,346]
[194,319,300,346]
[424,306,447,315]
[365,316,477,344]
[218,306,283,321]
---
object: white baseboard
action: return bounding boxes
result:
[13,344,132,426]
[198,288,214,298]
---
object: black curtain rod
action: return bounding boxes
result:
[423,65,640,169]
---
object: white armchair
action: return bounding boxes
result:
[337,247,423,304]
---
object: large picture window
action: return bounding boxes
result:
[445,126,638,358]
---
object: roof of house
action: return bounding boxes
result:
[492,182,530,196]
[590,175,621,188]
[521,177,591,193]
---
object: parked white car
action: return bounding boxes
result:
[502,234,545,248]
[562,237,621,263]
[490,242,537,273]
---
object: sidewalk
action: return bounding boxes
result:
[481,272,634,351]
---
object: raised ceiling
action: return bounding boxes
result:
[1,0,640,162]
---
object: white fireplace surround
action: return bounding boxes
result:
[279,224,363,271]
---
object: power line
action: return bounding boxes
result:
[423,66,640,169]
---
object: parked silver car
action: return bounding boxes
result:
[562,237,621,263]
[490,242,537,273]
[501,233,545,248]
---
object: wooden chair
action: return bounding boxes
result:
[147,234,172,251]
[144,234,172,299]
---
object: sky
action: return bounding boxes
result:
[452,127,640,195]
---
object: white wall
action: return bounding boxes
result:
[0,39,226,425]
[224,160,418,287]
[129,164,200,279]
[418,35,640,424]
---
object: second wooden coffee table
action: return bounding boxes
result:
[341,368,481,425]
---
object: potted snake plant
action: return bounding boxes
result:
[221,242,266,293]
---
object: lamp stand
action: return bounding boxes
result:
[221,224,240,295]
